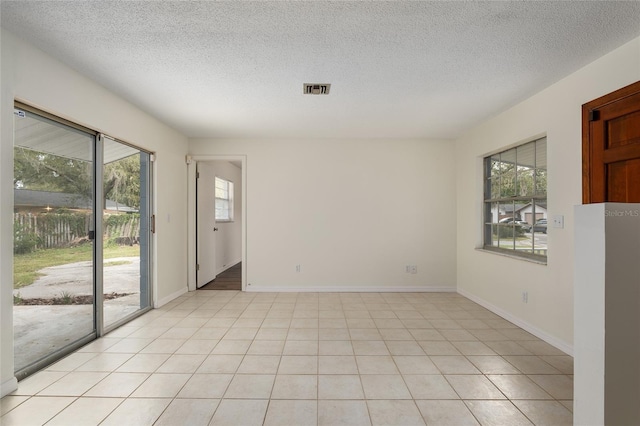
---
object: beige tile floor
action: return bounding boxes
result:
[0,291,573,425]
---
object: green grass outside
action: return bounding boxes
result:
[14,244,139,289]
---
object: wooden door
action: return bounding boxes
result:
[583,81,640,203]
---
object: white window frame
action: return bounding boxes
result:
[215,176,234,222]
[482,137,547,262]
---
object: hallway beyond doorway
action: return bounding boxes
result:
[199,262,241,290]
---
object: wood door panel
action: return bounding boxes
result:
[583,81,640,203]
[603,144,640,164]
[607,110,640,149]
[607,159,640,202]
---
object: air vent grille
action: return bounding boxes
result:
[303,83,331,95]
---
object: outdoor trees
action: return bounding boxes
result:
[14,147,141,209]
[14,147,142,253]
[104,155,142,210]
[489,157,547,199]
[14,147,92,199]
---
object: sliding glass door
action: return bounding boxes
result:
[102,136,152,330]
[13,107,97,377]
[13,104,153,379]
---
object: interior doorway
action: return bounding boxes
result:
[190,157,245,292]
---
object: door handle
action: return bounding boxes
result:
[88,230,95,240]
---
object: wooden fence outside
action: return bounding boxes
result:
[14,212,140,249]
[104,214,141,245]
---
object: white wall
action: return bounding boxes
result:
[0,30,189,395]
[189,138,457,292]
[455,37,640,354]
[211,160,242,273]
[574,203,640,425]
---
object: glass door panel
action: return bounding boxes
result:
[102,136,151,329]
[13,107,96,377]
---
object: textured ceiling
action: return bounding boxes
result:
[2,1,640,139]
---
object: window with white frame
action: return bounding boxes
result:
[483,137,547,261]
[215,177,234,221]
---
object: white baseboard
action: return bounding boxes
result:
[457,288,573,356]
[154,286,188,308]
[246,285,456,293]
[1,377,18,397]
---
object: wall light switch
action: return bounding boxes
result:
[552,215,564,229]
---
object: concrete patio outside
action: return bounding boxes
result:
[13,257,142,372]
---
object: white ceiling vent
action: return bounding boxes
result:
[303,83,331,95]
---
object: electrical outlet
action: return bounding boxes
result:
[295,264,301,273]
[522,291,528,303]
[405,265,417,274]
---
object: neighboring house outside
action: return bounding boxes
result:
[516,202,547,225]
[490,202,547,225]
